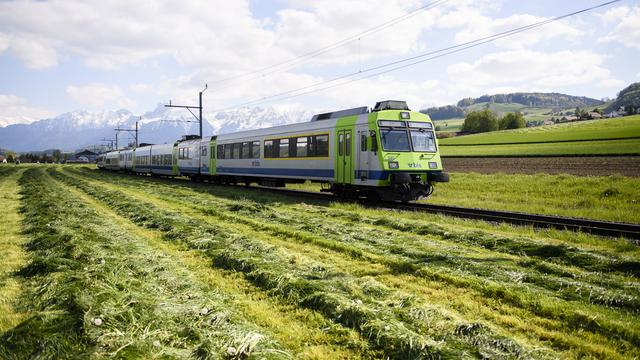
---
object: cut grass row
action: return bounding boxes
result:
[0,168,289,359]
[61,166,640,358]
[52,167,535,359]
[0,167,29,333]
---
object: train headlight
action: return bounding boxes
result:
[429,161,438,169]
[388,161,399,169]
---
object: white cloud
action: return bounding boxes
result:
[0,95,54,127]
[598,5,640,48]
[66,83,136,110]
[447,50,623,94]
[445,11,582,49]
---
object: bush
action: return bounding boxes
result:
[499,112,526,130]
[461,110,498,133]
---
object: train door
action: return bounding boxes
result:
[336,128,353,184]
[199,143,208,174]
[356,125,369,182]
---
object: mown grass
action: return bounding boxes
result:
[54,167,541,359]
[440,116,640,145]
[59,166,640,359]
[286,172,640,224]
[0,168,289,359]
[0,167,29,333]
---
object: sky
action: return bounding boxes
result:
[0,0,638,126]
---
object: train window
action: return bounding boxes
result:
[338,134,344,156]
[217,145,224,159]
[224,144,231,159]
[296,137,308,157]
[264,140,274,158]
[279,138,289,158]
[186,148,190,160]
[316,135,329,157]
[410,129,436,152]
[252,141,260,158]
[242,142,250,159]
[380,129,411,151]
[232,143,240,159]
[345,133,351,156]
[201,146,207,157]
[371,133,378,152]
[361,134,367,152]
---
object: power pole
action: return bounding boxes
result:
[164,84,207,138]
[100,138,115,151]
[114,125,139,149]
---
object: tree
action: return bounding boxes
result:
[499,112,526,130]
[52,149,62,163]
[461,110,498,133]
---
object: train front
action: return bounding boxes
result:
[370,101,449,201]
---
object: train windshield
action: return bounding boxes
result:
[410,129,436,152]
[380,128,411,151]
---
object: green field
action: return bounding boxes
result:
[433,118,465,132]
[289,172,640,224]
[439,138,640,157]
[439,116,640,146]
[427,173,640,224]
[1,165,639,359]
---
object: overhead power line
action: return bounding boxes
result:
[210,0,621,113]
[208,0,448,89]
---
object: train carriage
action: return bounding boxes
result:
[133,146,152,174]
[99,100,449,202]
[150,143,176,176]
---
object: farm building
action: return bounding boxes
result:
[68,149,98,163]
[0,155,6,163]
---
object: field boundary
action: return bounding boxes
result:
[441,153,640,158]
[440,136,640,147]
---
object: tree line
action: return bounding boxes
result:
[461,110,526,133]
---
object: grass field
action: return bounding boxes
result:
[439,116,640,146]
[439,138,640,157]
[1,165,639,359]
[289,172,640,224]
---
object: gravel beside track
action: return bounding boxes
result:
[441,156,640,176]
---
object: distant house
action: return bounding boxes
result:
[543,119,555,126]
[588,112,602,119]
[606,111,620,118]
[67,149,98,163]
[560,115,578,122]
[0,155,6,163]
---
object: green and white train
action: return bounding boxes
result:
[97,100,449,201]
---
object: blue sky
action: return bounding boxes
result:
[0,0,638,126]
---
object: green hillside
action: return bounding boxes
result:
[439,116,640,145]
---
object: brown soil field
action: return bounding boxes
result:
[442,156,640,177]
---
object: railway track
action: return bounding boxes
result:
[246,186,640,241]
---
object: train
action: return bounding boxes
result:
[97,100,449,201]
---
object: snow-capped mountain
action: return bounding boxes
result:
[0,104,312,152]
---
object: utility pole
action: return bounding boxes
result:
[114,124,139,149]
[164,84,207,138]
[100,138,115,151]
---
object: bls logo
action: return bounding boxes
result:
[408,162,422,168]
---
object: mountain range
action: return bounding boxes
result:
[0,105,313,152]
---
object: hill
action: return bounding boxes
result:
[605,82,640,113]
[457,92,603,109]
[421,92,604,121]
